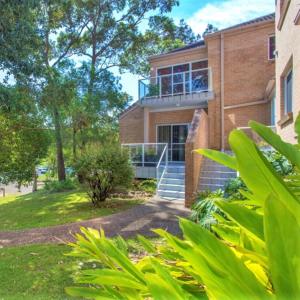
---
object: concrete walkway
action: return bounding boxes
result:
[0,197,190,247]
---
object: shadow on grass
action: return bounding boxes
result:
[0,189,143,231]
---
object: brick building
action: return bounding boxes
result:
[120,13,276,206]
[275,0,300,142]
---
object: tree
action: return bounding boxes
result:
[203,24,218,36]
[0,85,51,187]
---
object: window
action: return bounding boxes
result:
[156,60,209,96]
[271,94,276,126]
[268,35,276,60]
[284,69,293,113]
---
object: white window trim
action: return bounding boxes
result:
[284,68,293,114]
[268,34,276,61]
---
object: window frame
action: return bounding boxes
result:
[284,68,293,114]
[268,35,276,61]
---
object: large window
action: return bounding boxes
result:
[268,35,276,60]
[157,60,209,96]
[284,69,293,113]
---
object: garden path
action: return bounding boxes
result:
[0,197,189,247]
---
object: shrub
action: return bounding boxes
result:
[75,143,134,206]
[133,179,157,194]
[44,178,77,193]
[190,189,225,228]
[67,118,300,299]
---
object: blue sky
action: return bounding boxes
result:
[120,0,275,101]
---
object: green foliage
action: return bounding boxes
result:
[190,190,225,228]
[0,85,51,185]
[75,143,134,205]
[44,179,77,193]
[224,177,247,199]
[134,179,157,194]
[68,117,300,299]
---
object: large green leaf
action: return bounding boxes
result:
[250,121,300,170]
[216,201,264,243]
[156,220,271,299]
[294,113,300,144]
[76,269,147,290]
[195,149,238,170]
[229,130,300,217]
[145,258,192,300]
[264,194,300,298]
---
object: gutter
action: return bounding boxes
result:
[221,33,225,150]
[148,45,206,61]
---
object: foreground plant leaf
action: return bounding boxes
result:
[264,194,300,298]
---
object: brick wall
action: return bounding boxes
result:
[275,0,300,143]
[148,109,195,142]
[185,109,209,207]
[206,21,275,149]
[149,47,208,77]
[119,105,145,143]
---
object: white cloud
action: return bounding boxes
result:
[187,0,275,35]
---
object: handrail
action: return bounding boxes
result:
[156,144,168,189]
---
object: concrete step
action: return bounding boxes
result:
[159,184,185,192]
[198,183,224,192]
[161,178,185,185]
[164,172,185,180]
[165,166,185,174]
[200,170,236,179]
[202,165,234,172]
[199,177,230,185]
[157,190,185,200]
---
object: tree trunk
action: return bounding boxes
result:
[72,122,77,160]
[53,105,66,181]
[32,169,38,192]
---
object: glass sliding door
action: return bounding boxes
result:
[157,124,189,162]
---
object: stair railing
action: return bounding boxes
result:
[156,144,168,189]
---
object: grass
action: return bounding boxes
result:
[0,239,163,299]
[0,244,78,300]
[0,190,143,231]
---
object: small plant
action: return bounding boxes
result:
[190,190,225,228]
[75,143,134,206]
[44,178,77,193]
[133,179,157,195]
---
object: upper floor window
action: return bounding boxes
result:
[268,35,276,60]
[156,60,209,96]
[284,69,293,113]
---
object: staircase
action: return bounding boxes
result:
[198,157,237,193]
[157,164,185,200]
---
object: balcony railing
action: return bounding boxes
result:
[122,143,168,167]
[139,68,212,101]
[122,143,168,182]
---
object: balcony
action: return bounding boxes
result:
[139,67,214,108]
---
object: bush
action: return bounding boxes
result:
[75,143,134,206]
[44,179,77,193]
[190,189,225,228]
[67,119,300,299]
[133,179,157,194]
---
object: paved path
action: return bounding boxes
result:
[0,197,190,248]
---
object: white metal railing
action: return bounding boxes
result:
[122,143,167,167]
[156,144,168,188]
[122,143,169,189]
[139,68,212,101]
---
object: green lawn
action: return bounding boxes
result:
[0,239,157,300]
[0,244,78,300]
[0,190,142,231]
